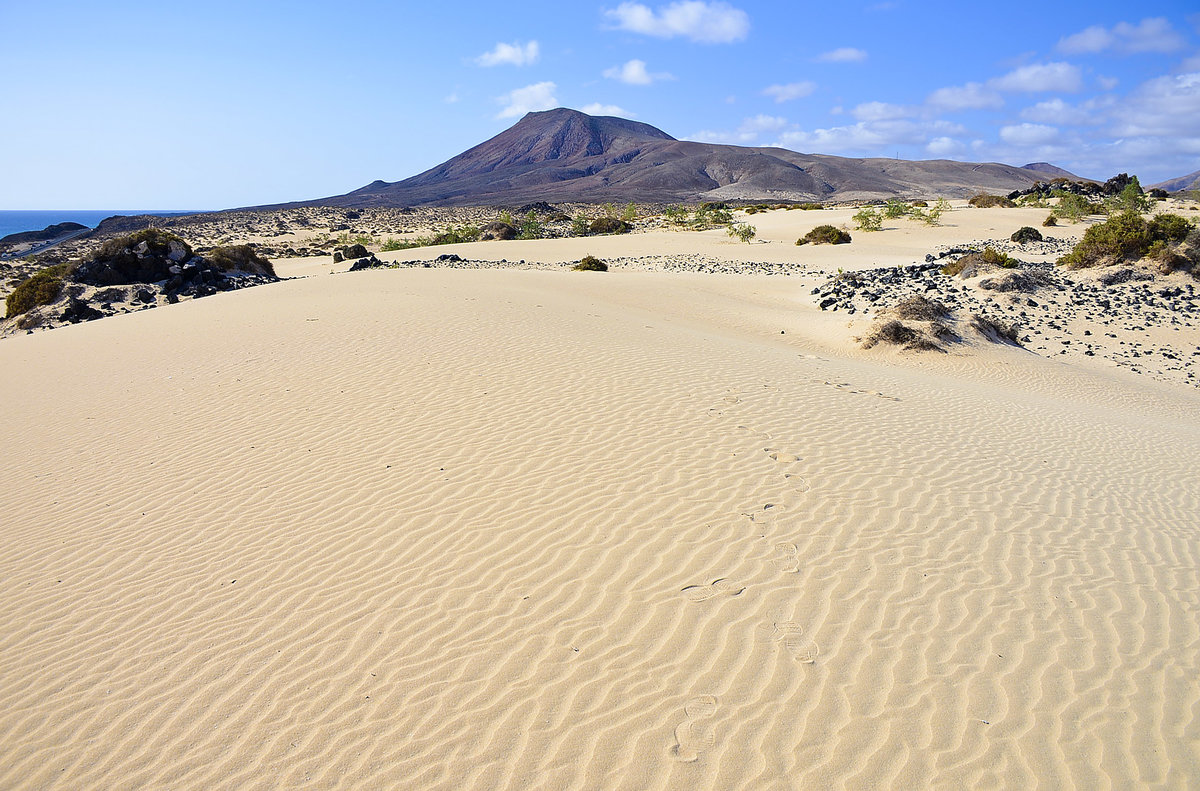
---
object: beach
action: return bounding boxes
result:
[1,206,1199,789]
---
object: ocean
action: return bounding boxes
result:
[0,210,201,239]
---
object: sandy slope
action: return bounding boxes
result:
[1,252,1198,788]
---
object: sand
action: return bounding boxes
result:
[1,208,1199,789]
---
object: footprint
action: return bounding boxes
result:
[737,425,772,440]
[742,503,787,524]
[765,448,800,463]
[681,578,745,602]
[783,473,811,493]
[671,695,718,762]
[772,622,819,663]
[723,395,741,404]
[773,542,800,573]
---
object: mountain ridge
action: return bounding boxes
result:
[257,108,1086,208]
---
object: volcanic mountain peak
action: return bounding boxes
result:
[262,109,1087,209]
[423,108,675,177]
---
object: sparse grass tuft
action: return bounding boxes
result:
[968,194,1016,208]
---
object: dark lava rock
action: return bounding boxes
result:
[341,243,369,259]
[436,253,464,263]
[348,255,386,271]
[60,297,104,323]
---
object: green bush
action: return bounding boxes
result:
[883,200,910,219]
[206,245,276,277]
[1042,214,1058,227]
[95,227,190,261]
[6,263,71,318]
[589,217,632,235]
[1055,211,1196,268]
[852,207,881,231]
[572,255,608,271]
[519,211,544,240]
[1010,226,1043,244]
[727,222,756,243]
[662,205,689,224]
[570,214,590,237]
[968,194,1015,208]
[621,202,638,222]
[1051,192,1095,223]
[981,246,1017,268]
[431,225,481,245]
[796,225,851,245]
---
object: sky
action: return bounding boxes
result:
[2,0,1198,209]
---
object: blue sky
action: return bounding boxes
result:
[2,0,1198,209]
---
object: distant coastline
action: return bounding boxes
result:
[0,210,202,239]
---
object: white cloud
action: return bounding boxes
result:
[475,40,540,67]
[926,82,1003,110]
[851,101,913,121]
[444,93,460,104]
[989,62,1082,93]
[999,123,1060,146]
[496,82,558,119]
[1180,53,1200,72]
[604,1,750,43]
[1058,18,1184,54]
[1109,71,1200,137]
[1019,98,1097,125]
[690,114,788,145]
[762,81,816,102]
[580,103,635,117]
[926,137,965,157]
[1097,75,1120,90]
[603,59,673,85]
[816,47,867,63]
[773,119,965,155]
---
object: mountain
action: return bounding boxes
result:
[1151,169,1200,193]
[1021,162,1087,180]
[264,108,1086,208]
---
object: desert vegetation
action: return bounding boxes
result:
[796,225,851,245]
[1058,211,1196,273]
[5,263,71,318]
[968,194,1016,209]
[572,255,608,272]
[727,222,756,243]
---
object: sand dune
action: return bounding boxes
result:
[1,253,1198,787]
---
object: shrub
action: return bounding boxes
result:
[589,217,631,235]
[1010,226,1043,244]
[662,205,689,224]
[1105,176,1150,215]
[519,210,544,240]
[969,193,1016,208]
[1147,213,1193,243]
[1059,211,1195,268]
[95,227,189,261]
[6,263,71,318]
[727,222,756,243]
[206,245,276,277]
[431,225,481,245]
[852,207,882,231]
[570,214,590,237]
[793,202,824,211]
[572,255,608,272]
[1051,192,1095,223]
[482,221,517,241]
[982,246,1017,268]
[621,202,638,222]
[1059,211,1151,267]
[883,200,909,219]
[797,225,851,245]
[1043,214,1058,227]
[692,203,732,228]
[910,200,929,208]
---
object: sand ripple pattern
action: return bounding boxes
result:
[0,269,1198,790]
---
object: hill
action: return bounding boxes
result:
[1152,169,1200,193]
[261,108,1085,208]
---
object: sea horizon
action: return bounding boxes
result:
[0,209,206,240]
